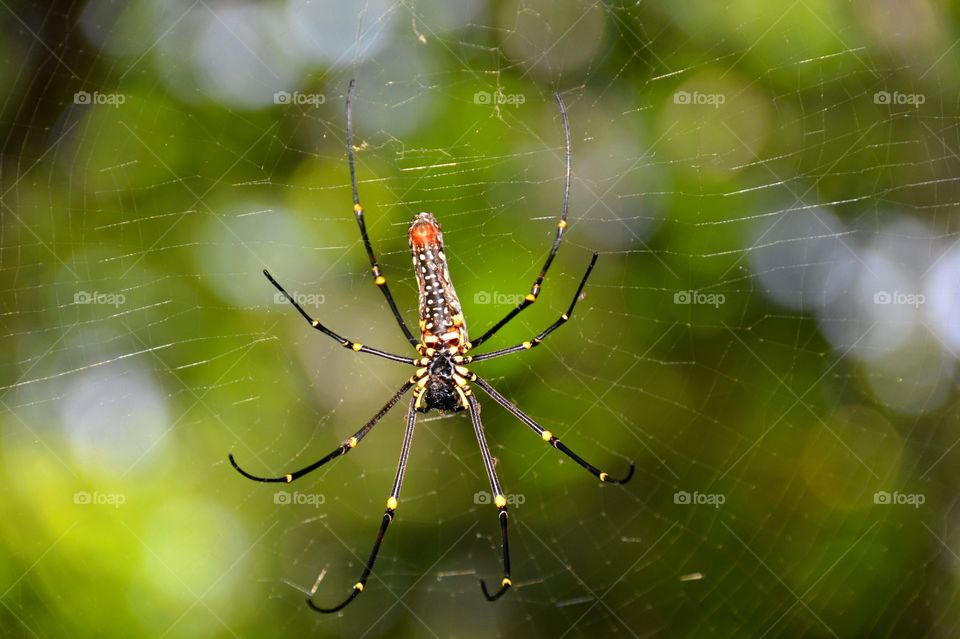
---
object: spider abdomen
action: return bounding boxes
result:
[409,212,469,353]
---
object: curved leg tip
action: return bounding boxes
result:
[479,578,511,602]
[228,453,286,483]
[228,452,255,480]
[228,452,242,473]
[601,460,635,485]
[306,586,362,614]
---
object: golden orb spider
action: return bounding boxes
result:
[229,80,635,613]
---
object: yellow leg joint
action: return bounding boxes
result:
[455,385,471,410]
[353,204,362,213]
[599,472,609,482]
[353,582,364,592]
[375,275,386,285]
[348,437,358,448]
[352,343,363,351]
[522,341,532,349]
[501,578,512,587]
[558,219,568,229]
[524,293,536,302]
[311,320,320,327]
[494,494,507,508]
[284,474,293,483]
[386,496,398,511]
[541,430,553,442]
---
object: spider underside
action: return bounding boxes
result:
[228,80,635,614]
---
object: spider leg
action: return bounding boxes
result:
[264,269,413,364]
[229,381,413,483]
[467,394,513,602]
[307,395,418,613]
[473,376,635,484]
[346,79,419,347]
[470,92,572,349]
[468,253,597,363]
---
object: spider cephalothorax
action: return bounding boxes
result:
[411,351,474,412]
[228,80,634,615]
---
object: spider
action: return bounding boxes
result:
[228,80,635,614]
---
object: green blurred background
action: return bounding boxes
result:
[3,0,960,637]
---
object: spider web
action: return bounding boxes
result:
[3,1,960,637]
